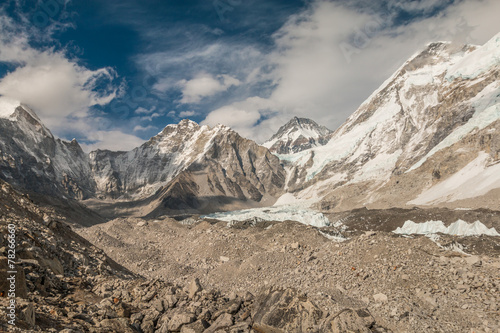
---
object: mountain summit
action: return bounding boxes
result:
[263,117,332,154]
[279,33,500,212]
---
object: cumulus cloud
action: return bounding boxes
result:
[0,14,119,124]
[176,73,240,104]
[0,10,143,151]
[80,130,145,152]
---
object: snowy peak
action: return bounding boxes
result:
[263,117,332,154]
[0,106,94,199]
[281,32,500,212]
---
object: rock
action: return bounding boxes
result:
[187,278,202,299]
[180,320,208,333]
[130,312,144,323]
[19,302,35,327]
[329,309,374,333]
[373,293,388,303]
[205,313,234,333]
[165,294,178,309]
[152,299,165,312]
[141,319,155,333]
[465,256,482,267]
[39,257,64,275]
[142,290,157,302]
[168,312,196,331]
[100,318,136,333]
[252,288,322,333]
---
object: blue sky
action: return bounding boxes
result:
[0,0,499,151]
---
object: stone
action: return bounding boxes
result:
[19,302,35,327]
[205,313,234,333]
[141,319,155,333]
[252,288,322,333]
[465,256,482,267]
[165,294,178,308]
[188,278,202,299]
[168,313,196,331]
[130,312,144,323]
[180,320,207,333]
[373,293,388,303]
[152,299,164,312]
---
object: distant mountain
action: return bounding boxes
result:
[263,117,332,154]
[279,32,500,212]
[0,107,285,217]
[1,33,500,218]
[89,119,286,216]
[0,105,95,199]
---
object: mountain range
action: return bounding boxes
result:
[1,32,499,219]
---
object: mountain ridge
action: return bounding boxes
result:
[263,116,332,154]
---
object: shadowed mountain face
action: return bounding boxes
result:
[0,109,286,218]
[0,106,95,200]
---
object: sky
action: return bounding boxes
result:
[0,0,499,151]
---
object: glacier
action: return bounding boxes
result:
[202,205,332,228]
[393,220,500,237]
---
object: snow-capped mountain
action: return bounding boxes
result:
[279,32,500,212]
[1,33,500,218]
[90,119,286,215]
[263,117,332,154]
[0,104,95,199]
[0,104,285,216]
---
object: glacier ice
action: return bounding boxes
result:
[393,220,500,237]
[202,205,332,228]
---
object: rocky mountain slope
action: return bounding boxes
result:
[88,120,285,216]
[279,32,500,212]
[1,177,392,333]
[0,105,95,200]
[2,33,500,218]
[263,117,332,154]
[0,107,286,217]
[77,212,500,333]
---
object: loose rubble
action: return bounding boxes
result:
[1,179,499,332]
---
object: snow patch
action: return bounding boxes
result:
[393,220,500,237]
[409,82,500,171]
[446,32,500,81]
[202,205,332,228]
[409,152,500,205]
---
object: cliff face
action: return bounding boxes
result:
[0,105,95,200]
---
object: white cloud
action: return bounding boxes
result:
[0,10,130,151]
[177,73,240,104]
[133,125,156,132]
[80,130,145,152]
[0,13,118,125]
[179,110,197,117]
[139,112,161,122]
[135,106,156,114]
[201,0,500,142]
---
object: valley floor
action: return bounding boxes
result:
[76,214,500,333]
